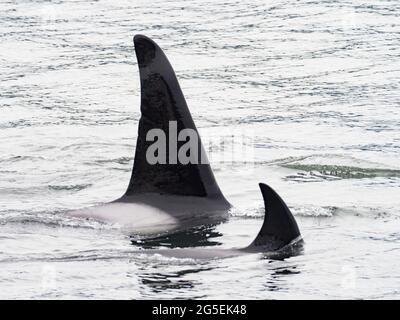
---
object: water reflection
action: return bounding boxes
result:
[130,224,223,249]
[139,267,214,293]
[263,260,302,292]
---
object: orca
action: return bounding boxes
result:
[134,183,303,260]
[69,35,231,234]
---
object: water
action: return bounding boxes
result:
[1,0,400,299]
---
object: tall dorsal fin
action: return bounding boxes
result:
[124,35,226,199]
[248,183,301,251]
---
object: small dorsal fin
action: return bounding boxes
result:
[248,183,301,251]
[124,35,226,199]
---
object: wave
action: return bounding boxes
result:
[283,163,400,180]
[271,154,400,181]
[229,203,397,219]
[0,249,136,264]
[0,210,118,230]
[48,184,92,191]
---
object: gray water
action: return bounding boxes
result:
[1,0,400,299]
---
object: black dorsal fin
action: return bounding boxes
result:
[124,35,225,199]
[248,183,301,251]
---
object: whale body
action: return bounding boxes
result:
[70,35,231,234]
[134,184,303,259]
[69,35,303,259]
[70,35,303,259]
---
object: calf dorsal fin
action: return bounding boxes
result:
[248,183,301,251]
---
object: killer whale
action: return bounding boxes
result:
[69,35,231,234]
[134,183,303,259]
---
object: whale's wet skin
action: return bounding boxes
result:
[1,0,400,299]
[70,195,229,234]
[68,34,232,235]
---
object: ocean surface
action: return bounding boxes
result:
[1,0,399,299]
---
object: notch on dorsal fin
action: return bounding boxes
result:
[248,183,301,251]
[124,35,226,200]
